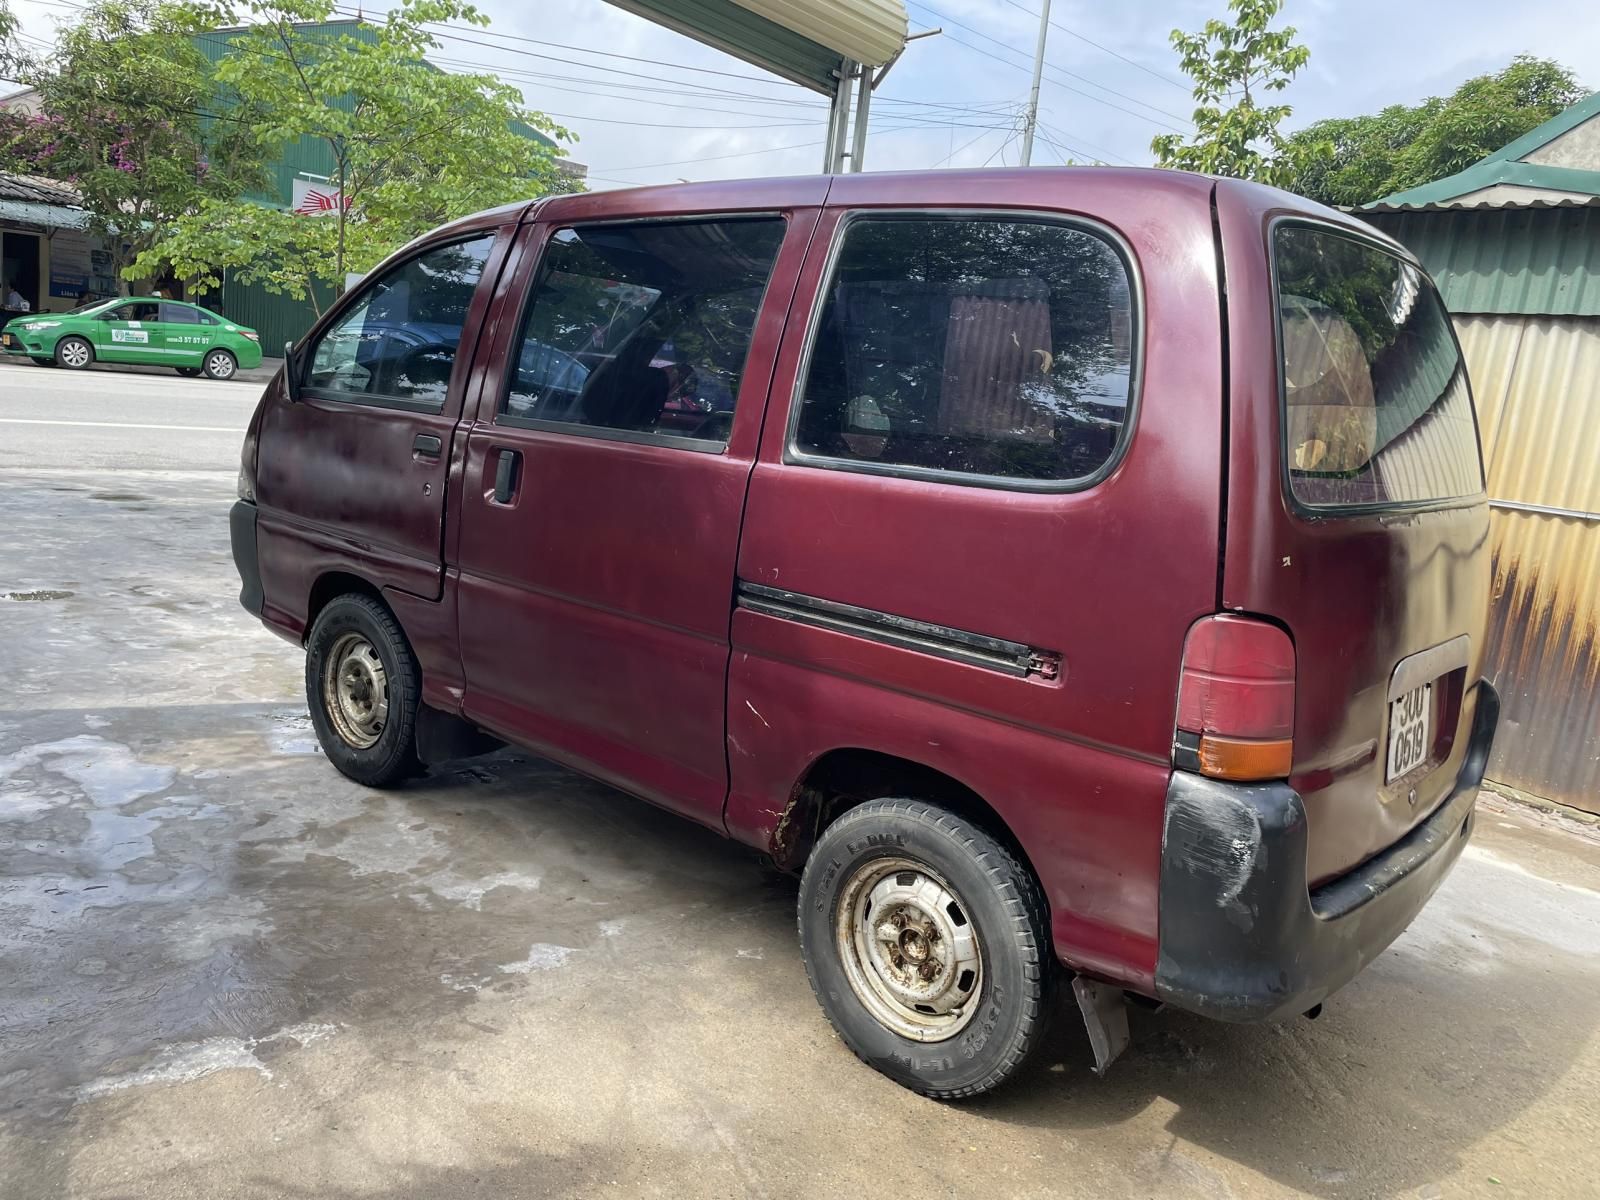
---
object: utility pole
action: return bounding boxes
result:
[1019,0,1053,165]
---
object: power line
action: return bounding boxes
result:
[931,125,1007,168]
[908,0,1192,129]
[911,23,1186,136]
[993,0,1191,92]
[1035,116,1135,165]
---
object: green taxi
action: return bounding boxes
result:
[1,297,263,380]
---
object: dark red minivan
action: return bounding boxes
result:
[231,168,1499,1098]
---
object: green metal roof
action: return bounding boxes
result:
[1364,91,1600,211]
[1363,204,1600,316]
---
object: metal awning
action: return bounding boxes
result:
[602,0,912,173]
[0,198,92,230]
[604,0,907,93]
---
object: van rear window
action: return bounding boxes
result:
[1274,225,1484,509]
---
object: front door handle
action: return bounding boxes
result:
[493,448,520,504]
[413,433,443,459]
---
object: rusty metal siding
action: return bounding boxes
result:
[1454,314,1600,811]
[1365,206,1600,317]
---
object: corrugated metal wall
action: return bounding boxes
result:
[1454,313,1600,811]
[210,273,328,356]
[1366,206,1600,316]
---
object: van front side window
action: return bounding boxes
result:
[792,215,1136,485]
[500,217,786,445]
[306,235,494,408]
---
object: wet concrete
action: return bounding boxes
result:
[2,449,1600,1196]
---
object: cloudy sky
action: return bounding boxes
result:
[6,0,1599,189]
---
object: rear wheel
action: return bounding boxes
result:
[55,336,93,370]
[305,594,421,787]
[202,348,237,380]
[798,799,1056,1099]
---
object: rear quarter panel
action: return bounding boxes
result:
[725,169,1227,988]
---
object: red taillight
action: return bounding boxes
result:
[1175,615,1295,781]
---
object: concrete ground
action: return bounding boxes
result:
[2,369,1598,1200]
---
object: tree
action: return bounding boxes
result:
[1285,57,1586,207]
[137,0,574,317]
[0,0,27,83]
[0,0,264,277]
[1151,0,1318,189]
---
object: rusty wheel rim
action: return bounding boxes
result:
[322,632,388,749]
[836,856,984,1042]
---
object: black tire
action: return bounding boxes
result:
[55,336,93,370]
[202,348,237,380]
[305,593,421,787]
[798,799,1056,1099]
[176,366,202,377]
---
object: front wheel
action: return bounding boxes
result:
[202,348,237,380]
[305,594,421,787]
[798,799,1056,1099]
[55,336,93,370]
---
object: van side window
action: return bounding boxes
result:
[500,217,786,446]
[792,216,1136,486]
[306,235,494,409]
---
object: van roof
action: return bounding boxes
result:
[427,167,1401,258]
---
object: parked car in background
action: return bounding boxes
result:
[230,169,1499,1099]
[1,297,262,379]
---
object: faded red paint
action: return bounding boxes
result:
[241,168,1495,1001]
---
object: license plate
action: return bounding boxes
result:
[1,334,12,348]
[1386,682,1433,782]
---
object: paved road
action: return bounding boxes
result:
[0,359,263,471]
[2,375,1599,1199]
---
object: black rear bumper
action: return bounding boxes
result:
[230,499,264,617]
[1154,680,1500,1022]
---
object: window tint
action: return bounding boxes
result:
[160,303,199,324]
[1275,225,1483,509]
[793,216,1135,484]
[307,235,494,407]
[105,302,159,322]
[502,217,786,445]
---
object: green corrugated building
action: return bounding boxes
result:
[1358,92,1600,814]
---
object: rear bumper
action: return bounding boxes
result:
[230,499,264,617]
[1154,680,1500,1022]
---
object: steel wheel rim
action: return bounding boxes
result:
[835,856,984,1042]
[207,351,235,378]
[322,632,388,749]
[61,340,88,367]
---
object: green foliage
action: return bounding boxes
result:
[0,0,264,272]
[0,0,26,82]
[137,0,575,312]
[138,199,340,314]
[1285,56,1587,206]
[1151,0,1317,189]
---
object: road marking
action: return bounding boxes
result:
[0,418,239,433]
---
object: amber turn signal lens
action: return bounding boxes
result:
[1196,735,1294,782]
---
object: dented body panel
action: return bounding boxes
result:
[234,167,1498,1027]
